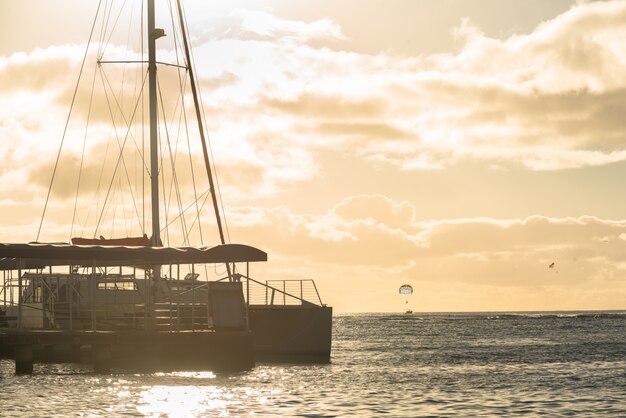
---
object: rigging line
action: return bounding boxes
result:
[176,84,198,245]
[106,5,146,237]
[167,2,205,246]
[176,1,215,282]
[36,0,104,242]
[70,48,101,241]
[157,77,191,246]
[155,80,170,246]
[99,54,151,174]
[156,5,192,246]
[180,73,206,246]
[165,0,199,243]
[124,0,137,71]
[94,68,149,236]
[120,13,144,236]
[130,8,145,235]
[109,175,120,238]
[156,76,189,246]
[141,0,145,234]
[98,60,188,69]
[167,0,204,246]
[98,0,115,60]
[176,0,229,246]
[88,108,113,238]
[165,0,186,165]
[100,0,130,60]
[180,2,231,244]
[160,188,210,234]
[121,174,131,237]
[96,0,110,59]
[167,0,184,71]
[170,94,191,243]
[98,68,146,231]
[113,169,125,237]
[199,101,231,243]
[118,0,135,120]
[184,189,211,244]
[159,127,171,247]
[167,76,192,236]
[179,7,230,245]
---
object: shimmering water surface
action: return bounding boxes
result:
[1,312,625,416]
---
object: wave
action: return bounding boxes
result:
[337,311,626,322]
[463,311,626,320]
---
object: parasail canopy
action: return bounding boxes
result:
[399,284,413,295]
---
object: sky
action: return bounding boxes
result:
[2,0,626,313]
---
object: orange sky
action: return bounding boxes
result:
[2,0,626,312]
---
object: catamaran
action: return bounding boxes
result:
[0,0,331,373]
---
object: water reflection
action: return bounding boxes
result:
[2,314,625,416]
[129,370,281,416]
[136,385,228,417]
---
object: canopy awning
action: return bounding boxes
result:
[0,243,267,271]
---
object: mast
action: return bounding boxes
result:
[148,0,163,248]
[147,0,232,279]
[148,0,165,306]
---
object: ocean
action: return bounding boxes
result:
[1,312,625,416]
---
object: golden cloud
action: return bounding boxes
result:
[8,1,626,181]
[262,93,387,119]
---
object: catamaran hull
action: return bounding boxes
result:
[248,305,332,362]
[0,329,255,373]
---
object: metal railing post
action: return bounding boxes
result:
[91,263,96,331]
[17,260,23,328]
[69,265,73,331]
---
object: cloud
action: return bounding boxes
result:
[225,195,626,274]
[0,46,78,93]
[6,3,626,312]
[236,9,346,43]
[226,0,626,172]
[217,194,626,310]
[225,200,423,266]
[314,122,413,140]
[187,8,346,46]
[2,186,625,310]
[262,93,387,119]
[9,1,626,202]
[333,194,415,228]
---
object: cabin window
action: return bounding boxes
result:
[25,284,42,303]
[97,281,136,291]
[168,283,190,292]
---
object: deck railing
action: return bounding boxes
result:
[0,270,214,332]
[0,269,326,332]
[241,275,324,306]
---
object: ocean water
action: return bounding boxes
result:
[1,312,625,416]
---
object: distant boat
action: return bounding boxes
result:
[399,284,413,314]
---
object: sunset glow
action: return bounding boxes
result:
[2,0,626,312]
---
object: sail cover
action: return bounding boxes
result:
[0,243,267,270]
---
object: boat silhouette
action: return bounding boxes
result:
[0,0,331,374]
